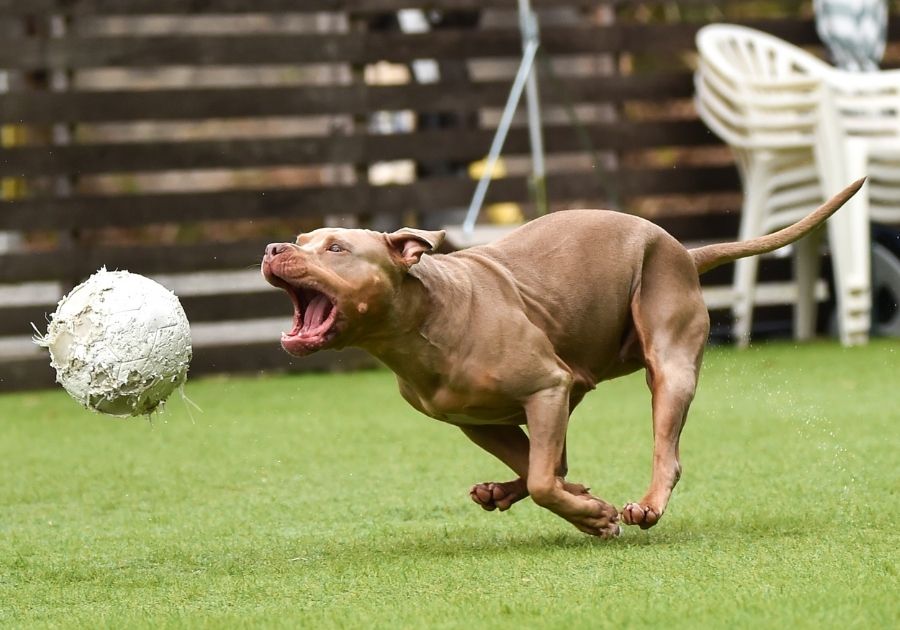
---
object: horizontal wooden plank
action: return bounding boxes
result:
[0,73,696,124]
[0,165,741,233]
[0,344,377,393]
[702,256,794,286]
[0,20,827,70]
[180,290,284,324]
[0,28,631,69]
[0,357,55,392]
[0,289,293,336]
[0,120,718,176]
[0,0,600,17]
[191,344,377,375]
[0,187,365,232]
[709,303,806,342]
[654,212,740,242]
[0,239,272,283]
[0,305,53,338]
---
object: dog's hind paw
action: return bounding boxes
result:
[621,502,662,529]
[469,479,527,512]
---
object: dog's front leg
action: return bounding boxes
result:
[461,425,530,512]
[525,384,620,539]
[461,425,590,512]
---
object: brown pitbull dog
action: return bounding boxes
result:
[261,178,864,539]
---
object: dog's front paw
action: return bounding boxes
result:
[469,479,528,512]
[569,496,621,539]
[621,502,662,529]
[562,481,591,496]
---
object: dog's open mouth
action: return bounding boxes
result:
[279,284,339,356]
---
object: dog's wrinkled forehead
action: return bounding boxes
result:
[295,227,385,254]
[292,226,443,271]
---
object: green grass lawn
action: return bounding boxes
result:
[1,341,897,629]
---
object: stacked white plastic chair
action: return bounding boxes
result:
[818,61,900,342]
[695,24,900,347]
[695,24,844,345]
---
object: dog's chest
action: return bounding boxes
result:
[397,372,523,425]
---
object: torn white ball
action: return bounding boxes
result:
[34,268,192,417]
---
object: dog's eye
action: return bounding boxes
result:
[327,243,344,253]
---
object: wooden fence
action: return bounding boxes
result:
[1,0,898,391]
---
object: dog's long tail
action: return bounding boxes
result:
[689,177,866,275]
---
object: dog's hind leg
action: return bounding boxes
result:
[621,244,710,529]
[620,356,699,528]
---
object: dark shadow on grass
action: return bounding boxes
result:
[298,525,726,563]
[311,507,839,560]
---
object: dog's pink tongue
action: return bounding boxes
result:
[302,293,331,332]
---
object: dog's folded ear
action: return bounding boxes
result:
[386,228,446,269]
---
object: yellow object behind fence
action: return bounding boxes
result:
[2,124,27,199]
[468,157,525,226]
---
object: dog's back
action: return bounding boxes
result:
[443,210,699,383]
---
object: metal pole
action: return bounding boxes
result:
[463,0,543,236]
[520,0,547,216]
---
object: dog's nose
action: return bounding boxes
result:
[266,243,291,258]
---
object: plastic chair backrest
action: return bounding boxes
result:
[695,24,829,150]
[827,71,900,139]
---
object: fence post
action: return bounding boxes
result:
[0,16,24,255]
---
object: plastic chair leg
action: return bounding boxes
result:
[823,143,871,346]
[793,229,823,340]
[732,163,768,347]
[733,256,760,348]
[827,200,871,346]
